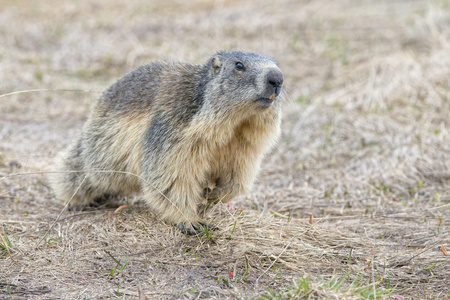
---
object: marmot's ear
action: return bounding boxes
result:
[211,55,222,74]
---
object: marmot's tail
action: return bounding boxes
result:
[48,147,93,208]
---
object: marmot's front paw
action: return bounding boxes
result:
[177,221,220,236]
[203,187,221,202]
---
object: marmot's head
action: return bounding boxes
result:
[203,51,284,114]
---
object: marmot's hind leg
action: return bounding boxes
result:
[67,193,120,211]
[50,147,109,209]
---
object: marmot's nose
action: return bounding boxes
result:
[266,69,284,96]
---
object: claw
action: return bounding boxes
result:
[177,223,197,235]
[177,221,220,236]
[192,223,202,232]
[199,221,220,232]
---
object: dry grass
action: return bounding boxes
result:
[1,0,449,299]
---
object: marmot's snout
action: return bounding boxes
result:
[266,68,283,97]
[258,68,283,106]
[266,69,283,92]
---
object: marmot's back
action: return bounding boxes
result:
[50,51,284,235]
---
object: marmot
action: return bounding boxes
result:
[50,51,283,235]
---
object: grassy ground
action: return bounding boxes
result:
[1,0,449,299]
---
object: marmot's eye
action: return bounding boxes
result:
[235,62,245,71]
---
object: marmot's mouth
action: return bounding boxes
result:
[256,97,275,107]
